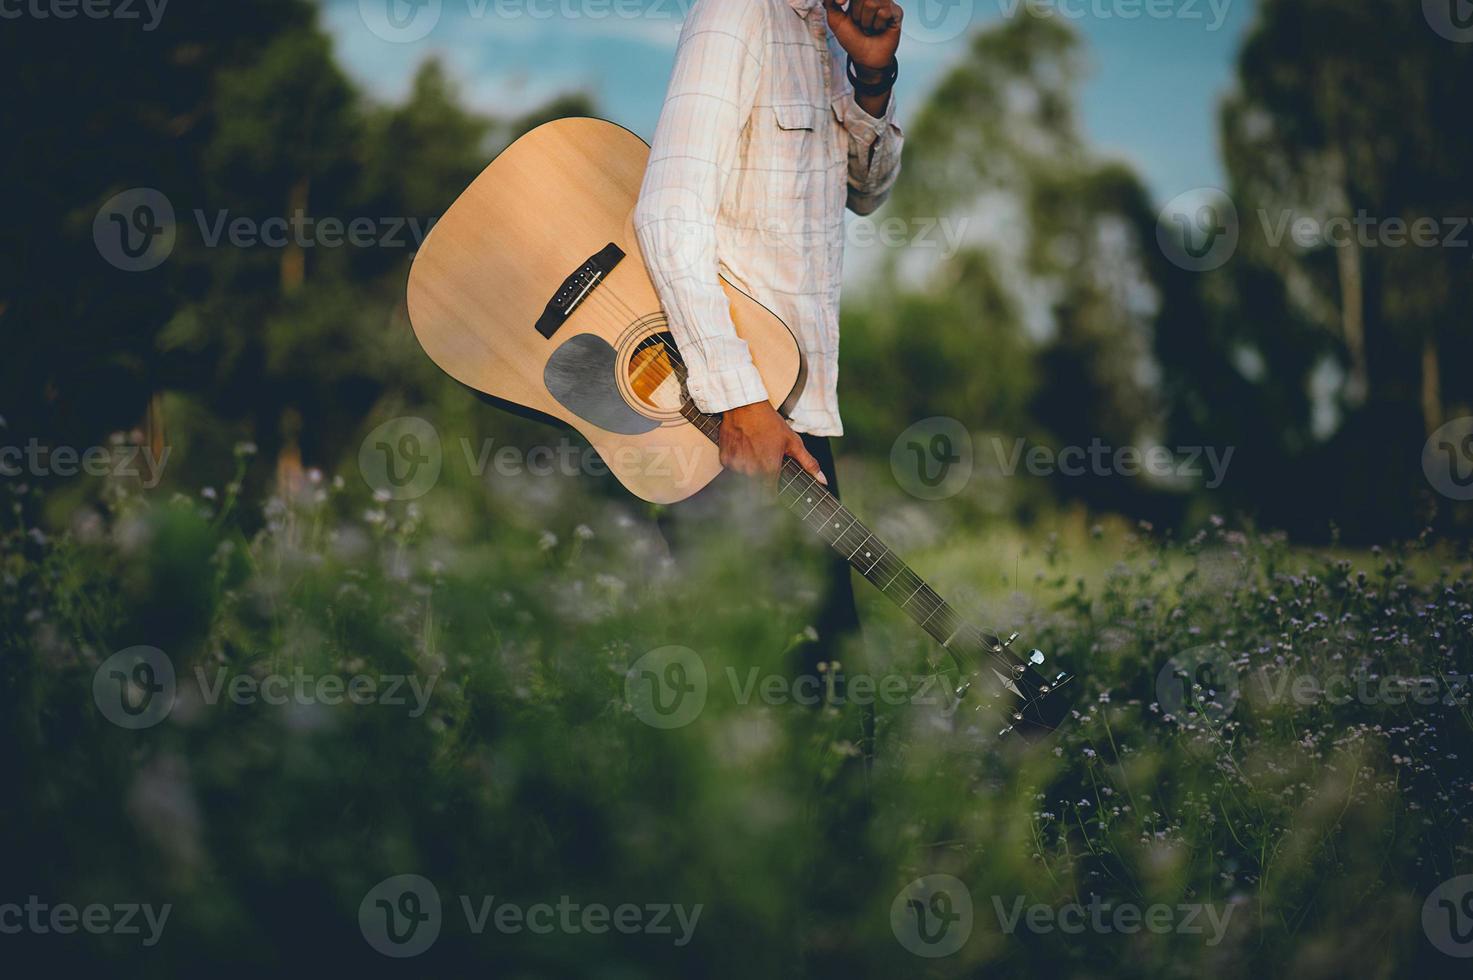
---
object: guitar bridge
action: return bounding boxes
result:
[535,243,626,339]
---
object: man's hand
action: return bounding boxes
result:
[824,0,903,72]
[719,401,828,489]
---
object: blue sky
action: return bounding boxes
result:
[324,0,1257,202]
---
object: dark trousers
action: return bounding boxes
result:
[656,434,875,769]
[657,435,878,970]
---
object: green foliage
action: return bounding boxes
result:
[2,464,1468,975]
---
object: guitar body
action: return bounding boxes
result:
[407,117,805,504]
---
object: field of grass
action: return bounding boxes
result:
[2,456,1470,977]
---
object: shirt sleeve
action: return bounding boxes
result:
[633,0,772,416]
[831,38,905,217]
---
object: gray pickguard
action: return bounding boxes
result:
[543,333,660,435]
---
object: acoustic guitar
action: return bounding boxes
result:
[406,117,1072,740]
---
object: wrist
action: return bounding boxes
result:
[847,55,898,98]
[724,401,775,422]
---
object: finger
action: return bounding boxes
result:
[860,1,883,33]
[789,443,829,487]
[825,0,864,47]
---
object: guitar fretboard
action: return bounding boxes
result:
[774,458,974,648]
[680,401,990,655]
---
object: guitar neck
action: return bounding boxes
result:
[773,457,976,650]
[682,402,982,650]
[680,404,1066,736]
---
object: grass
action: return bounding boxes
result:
[1,454,1470,978]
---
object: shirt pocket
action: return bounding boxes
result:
[757,102,821,224]
[773,102,818,134]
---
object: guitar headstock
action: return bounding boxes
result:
[947,630,1075,742]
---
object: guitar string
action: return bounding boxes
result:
[559,274,1043,706]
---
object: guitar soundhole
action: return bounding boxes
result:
[625,331,689,415]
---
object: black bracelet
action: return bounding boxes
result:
[847,55,898,98]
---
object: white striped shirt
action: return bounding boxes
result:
[634,0,905,436]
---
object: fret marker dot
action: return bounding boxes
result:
[806,497,812,503]
[865,552,872,558]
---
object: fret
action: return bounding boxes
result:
[776,470,807,508]
[853,543,888,577]
[807,494,843,530]
[820,509,857,545]
[878,563,907,591]
[917,599,945,626]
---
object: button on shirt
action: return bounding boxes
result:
[634,0,905,436]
